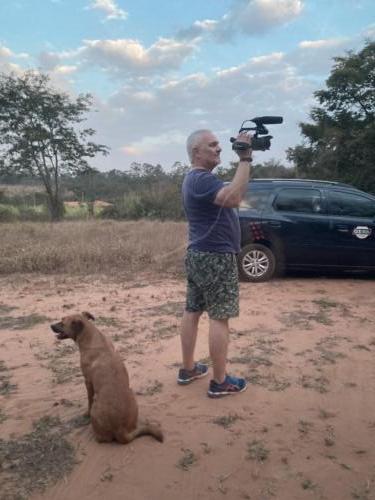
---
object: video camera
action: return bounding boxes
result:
[230,116,283,152]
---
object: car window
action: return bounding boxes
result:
[327,191,375,218]
[240,189,271,211]
[273,188,322,214]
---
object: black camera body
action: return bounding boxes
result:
[230,116,283,152]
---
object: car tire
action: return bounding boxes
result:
[237,243,277,282]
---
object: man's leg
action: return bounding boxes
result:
[179,250,207,380]
[180,310,202,370]
[178,309,208,385]
[206,254,247,397]
[209,318,229,384]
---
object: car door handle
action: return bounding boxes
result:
[336,225,349,233]
[268,221,281,228]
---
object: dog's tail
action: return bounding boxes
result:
[116,424,164,444]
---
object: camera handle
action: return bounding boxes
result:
[231,124,257,152]
[230,137,251,152]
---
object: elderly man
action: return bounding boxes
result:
[178,129,252,397]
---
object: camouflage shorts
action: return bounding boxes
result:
[185,250,239,320]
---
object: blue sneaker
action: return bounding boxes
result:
[207,374,247,398]
[177,363,209,385]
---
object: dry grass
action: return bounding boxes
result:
[246,440,270,462]
[0,184,43,196]
[177,449,198,471]
[212,413,241,429]
[0,220,187,276]
[136,379,163,396]
[0,415,76,499]
[0,314,50,330]
[0,361,17,396]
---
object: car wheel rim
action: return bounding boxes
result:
[243,249,270,278]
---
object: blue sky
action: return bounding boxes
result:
[0,0,374,171]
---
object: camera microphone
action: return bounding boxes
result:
[251,116,283,125]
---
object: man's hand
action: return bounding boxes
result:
[214,132,252,208]
[234,132,252,161]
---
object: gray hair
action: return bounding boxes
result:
[186,129,212,162]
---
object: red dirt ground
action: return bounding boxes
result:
[1,273,375,500]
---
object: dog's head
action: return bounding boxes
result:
[50,311,95,341]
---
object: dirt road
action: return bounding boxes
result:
[1,274,375,500]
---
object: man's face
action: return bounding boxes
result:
[194,132,221,169]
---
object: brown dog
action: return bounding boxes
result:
[50,312,163,444]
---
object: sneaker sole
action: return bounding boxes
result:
[177,371,209,385]
[207,384,248,398]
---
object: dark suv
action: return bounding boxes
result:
[238,179,375,282]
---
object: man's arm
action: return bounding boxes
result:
[214,133,252,208]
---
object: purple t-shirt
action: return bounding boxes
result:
[182,168,240,253]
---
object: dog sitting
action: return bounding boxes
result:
[51,312,163,444]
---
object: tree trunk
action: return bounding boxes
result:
[47,195,65,222]
[87,201,95,218]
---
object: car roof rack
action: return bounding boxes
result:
[251,178,353,187]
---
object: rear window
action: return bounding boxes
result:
[273,188,322,214]
[240,189,271,211]
[327,191,375,218]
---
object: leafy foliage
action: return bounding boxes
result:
[287,41,375,193]
[0,71,109,220]
[0,157,296,221]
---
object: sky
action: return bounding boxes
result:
[0,0,374,172]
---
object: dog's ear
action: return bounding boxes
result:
[82,311,95,321]
[71,319,84,337]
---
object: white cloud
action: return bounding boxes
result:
[0,44,25,74]
[84,47,315,170]
[37,1,305,79]
[39,51,63,70]
[362,23,375,38]
[37,37,195,80]
[38,47,85,71]
[177,19,219,41]
[54,65,78,75]
[81,37,196,75]
[287,37,351,76]
[120,131,186,157]
[13,52,29,59]
[1,62,23,74]
[88,0,128,21]
[27,37,368,170]
[221,0,304,37]
[178,0,304,42]
[250,52,285,66]
[299,38,347,49]
[0,45,13,58]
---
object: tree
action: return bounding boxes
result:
[0,71,109,220]
[287,41,375,192]
[251,159,295,179]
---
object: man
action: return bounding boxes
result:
[178,129,252,397]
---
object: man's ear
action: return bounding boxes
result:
[71,319,84,337]
[82,311,95,321]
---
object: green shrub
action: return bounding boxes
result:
[18,205,49,222]
[99,204,121,219]
[100,194,146,220]
[99,189,185,221]
[0,204,19,222]
[64,204,89,220]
